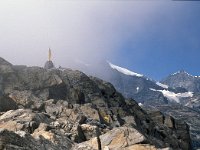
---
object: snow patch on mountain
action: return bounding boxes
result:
[194,76,200,78]
[136,87,139,91]
[156,82,168,89]
[150,88,193,103]
[108,62,143,77]
[185,98,199,107]
[138,103,143,107]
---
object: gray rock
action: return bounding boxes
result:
[0,109,52,133]
[80,124,99,141]
[0,57,13,74]
[44,61,54,69]
[74,127,147,150]
[0,129,73,150]
[0,96,18,112]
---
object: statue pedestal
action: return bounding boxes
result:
[44,61,54,69]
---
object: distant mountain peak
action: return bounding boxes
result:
[179,69,186,73]
[161,69,200,93]
[171,70,193,77]
[107,61,143,77]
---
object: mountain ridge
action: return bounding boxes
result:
[76,61,200,149]
[0,57,192,150]
[104,62,200,149]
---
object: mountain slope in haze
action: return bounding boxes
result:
[74,60,200,109]
[97,62,194,106]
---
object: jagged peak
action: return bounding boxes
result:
[171,70,193,77]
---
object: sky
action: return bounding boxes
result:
[0,0,200,80]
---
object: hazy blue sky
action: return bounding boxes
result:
[0,1,200,80]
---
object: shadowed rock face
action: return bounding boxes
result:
[0,96,18,112]
[0,57,192,150]
[0,57,13,74]
[145,104,200,150]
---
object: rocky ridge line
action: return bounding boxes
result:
[0,57,191,150]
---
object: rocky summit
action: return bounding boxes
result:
[0,57,192,150]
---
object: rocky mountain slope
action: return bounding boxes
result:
[145,104,200,149]
[0,57,191,150]
[88,62,196,107]
[80,62,199,150]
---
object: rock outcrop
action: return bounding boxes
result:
[73,127,148,150]
[147,110,191,150]
[44,60,54,69]
[0,57,192,150]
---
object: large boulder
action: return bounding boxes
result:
[148,111,164,125]
[60,69,100,103]
[2,67,68,110]
[0,109,52,133]
[8,90,47,109]
[73,127,148,150]
[32,128,74,149]
[2,67,64,95]
[0,129,41,150]
[146,109,191,150]
[0,96,18,112]
[80,124,100,141]
[0,129,73,150]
